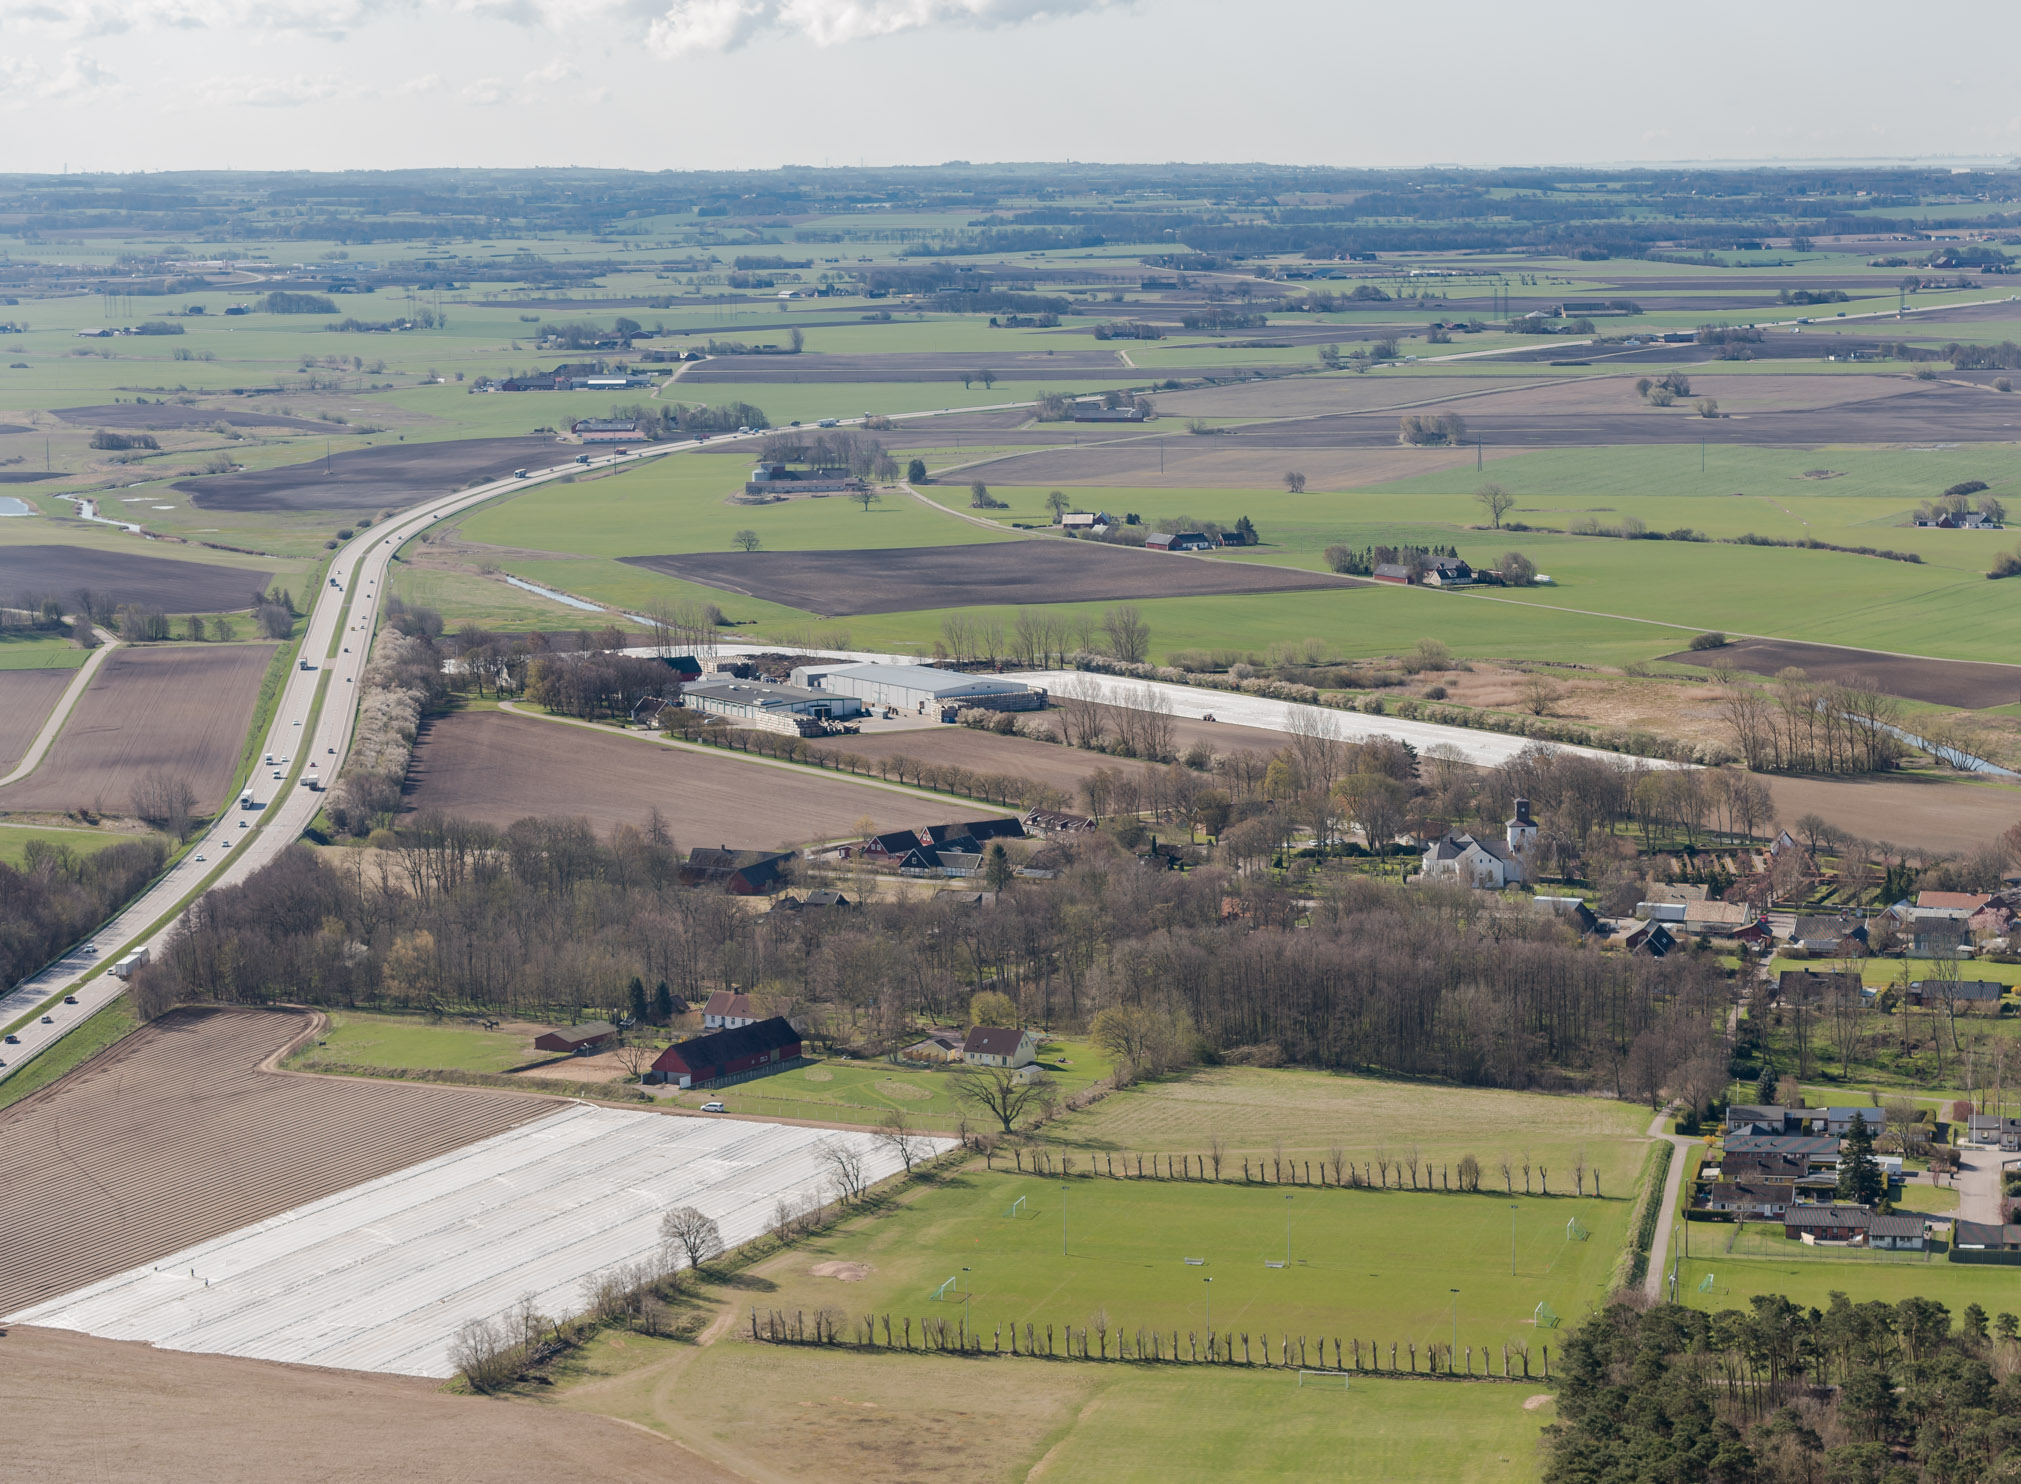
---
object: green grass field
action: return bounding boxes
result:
[1048,1065,1653,1197]
[760,1168,1625,1358]
[557,1334,1553,1484]
[0,824,144,868]
[0,633,87,670]
[1673,1238,2021,1318]
[293,1011,543,1075]
[666,1038,1110,1126]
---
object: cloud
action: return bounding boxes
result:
[199,72,343,105]
[3,0,1122,57]
[0,47,117,99]
[639,0,1124,55]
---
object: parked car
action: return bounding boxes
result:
[699,1101,727,1113]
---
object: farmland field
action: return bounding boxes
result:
[1658,637,2021,709]
[0,543,274,613]
[179,435,561,513]
[402,707,980,844]
[5,1328,736,1484]
[0,642,277,813]
[0,668,70,770]
[0,1006,555,1312]
[566,1339,1552,1484]
[621,541,1359,617]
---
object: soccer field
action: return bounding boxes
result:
[759,1168,1625,1359]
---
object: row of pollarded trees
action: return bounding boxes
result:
[939,604,1150,668]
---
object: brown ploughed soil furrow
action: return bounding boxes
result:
[0,1006,556,1314]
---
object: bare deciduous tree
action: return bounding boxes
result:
[874,1109,930,1175]
[818,1138,869,1202]
[660,1205,725,1273]
[953,1064,1057,1134]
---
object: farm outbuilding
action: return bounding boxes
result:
[683,678,863,734]
[650,1017,803,1089]
[790,662,1039,715]
[533,1021,617,1055]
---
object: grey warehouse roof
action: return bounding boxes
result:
[815,663,1029,696]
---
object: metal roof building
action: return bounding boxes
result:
[790,662,1032,713]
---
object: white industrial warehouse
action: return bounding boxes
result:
[790,662,1040,714]
[9,1105,944,1378]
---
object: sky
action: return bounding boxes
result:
[4,0,2021,174]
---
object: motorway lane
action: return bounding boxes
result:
[0,444,685,1084]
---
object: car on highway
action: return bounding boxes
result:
[81,943,96,956]
[699,1101,727,1113]
[575,454,591,465]
[63,995,77,1004]
[40,1015,53,1023]
[4,1034,19,1044]
[195,853,206,862]
[239,819,248,828]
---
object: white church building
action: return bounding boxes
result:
[1418,798,1539,890]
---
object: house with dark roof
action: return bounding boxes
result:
[1716,1150,1809,1184]
[1868,1213,1927,1251]
[534,1021,618,1055]
[1699,1182,1794,1218]
[681,847,795,895]
[1421,556,1475,587]
[1144,531,1217,552]
[1953,1220,2021,1252]
[1790,916,1868,954]
[1967,1114,2021,1150]
[1024,808,1096,833]
[931,818,1026,845]
[1723,1133,1843,1164]
[1725,1104,1799,1134]
[961,1025,1038,1069]
[903,1029,965,1062]
[1906,979,2006,1008]
[650,1017,803,1089]
[1626,921,1676,958]
[1777,969,1863,1004]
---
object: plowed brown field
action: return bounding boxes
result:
[0,668,70,771]
[0,1007,555,1314]
[2,1328,734,1484]
[404,708,936,846]
[0,643,274,813]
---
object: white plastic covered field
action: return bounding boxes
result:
[10,1104,945,1377]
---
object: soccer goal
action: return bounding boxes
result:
[1697,1271,1717,1294]
[1005,1195,1027,1219]
[1565,1217,1590,1242]
[930,1275,961,1302]
[1297,1369,1350,1389]
[1534,1301,1560,1330]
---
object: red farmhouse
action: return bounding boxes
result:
[651,1017,802,1089]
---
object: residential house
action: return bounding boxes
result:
[1968,1114,2021,1150]
[1682,901,1761,936]
[1024,809,1097,834]
[1723,1133,1843,1165]
[865,829,928,862]
[1906,979,2005,1008]
[1700,1182,1794,1218]
[533,1021,618,1055]
[680,847,795,895]
[1888,903,1976,957]
[1626,921,1677,958]
[1725,1105,1800,1134]
[926,818,1025,847]
[1918,891,1993,913]
[1803,1107,1887,1138]
[1868,1214,1927,1251]
[573,418,641,443]
[1716,1150,1810,1184]
[1790,916,1869,954]
[1421,556,1476,587]
[1059,511,1114,532]
[902,1028,965,1062]
[961,1026,1039,1069]
[1777,969,1863,1004]
[1070,402,1148,422]
[650,1017,803,1090]
[701,991,760,1030]
[1784,1205,1872,1242]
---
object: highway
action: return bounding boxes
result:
[0,444,680,1084]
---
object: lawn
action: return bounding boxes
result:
[1048,1065,1654,1198]
[0,633,89,670]
[1673,1241,2021,1318]
[293,1011,542,1075]
[0,824,144,868]
[559,1337,1554,1484]
[757,1167,1628,1358]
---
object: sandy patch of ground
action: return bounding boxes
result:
[811,1260,873,1281]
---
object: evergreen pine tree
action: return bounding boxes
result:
[1755,1065,1779,1106]
[1836,1111,1883,1206]
[652,980,675,1024]
[627,976,649,1025]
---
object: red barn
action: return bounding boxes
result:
[651,1017,802,1089]
[533,1021,617,1055]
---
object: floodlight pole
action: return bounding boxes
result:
[1285,1193,1294,1266]
[1062,1183,1069,1258]
[1450,1289,1459,1356]
[962,1266,971,1338]
[1204,1276,1212,1330]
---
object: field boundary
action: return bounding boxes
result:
[0,631,121,787]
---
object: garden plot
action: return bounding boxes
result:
[11,1103,948,1379]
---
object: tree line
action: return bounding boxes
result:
[134,810,1729,1098]
[0,836,167,993]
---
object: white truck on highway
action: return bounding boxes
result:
[110,947,150,978]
